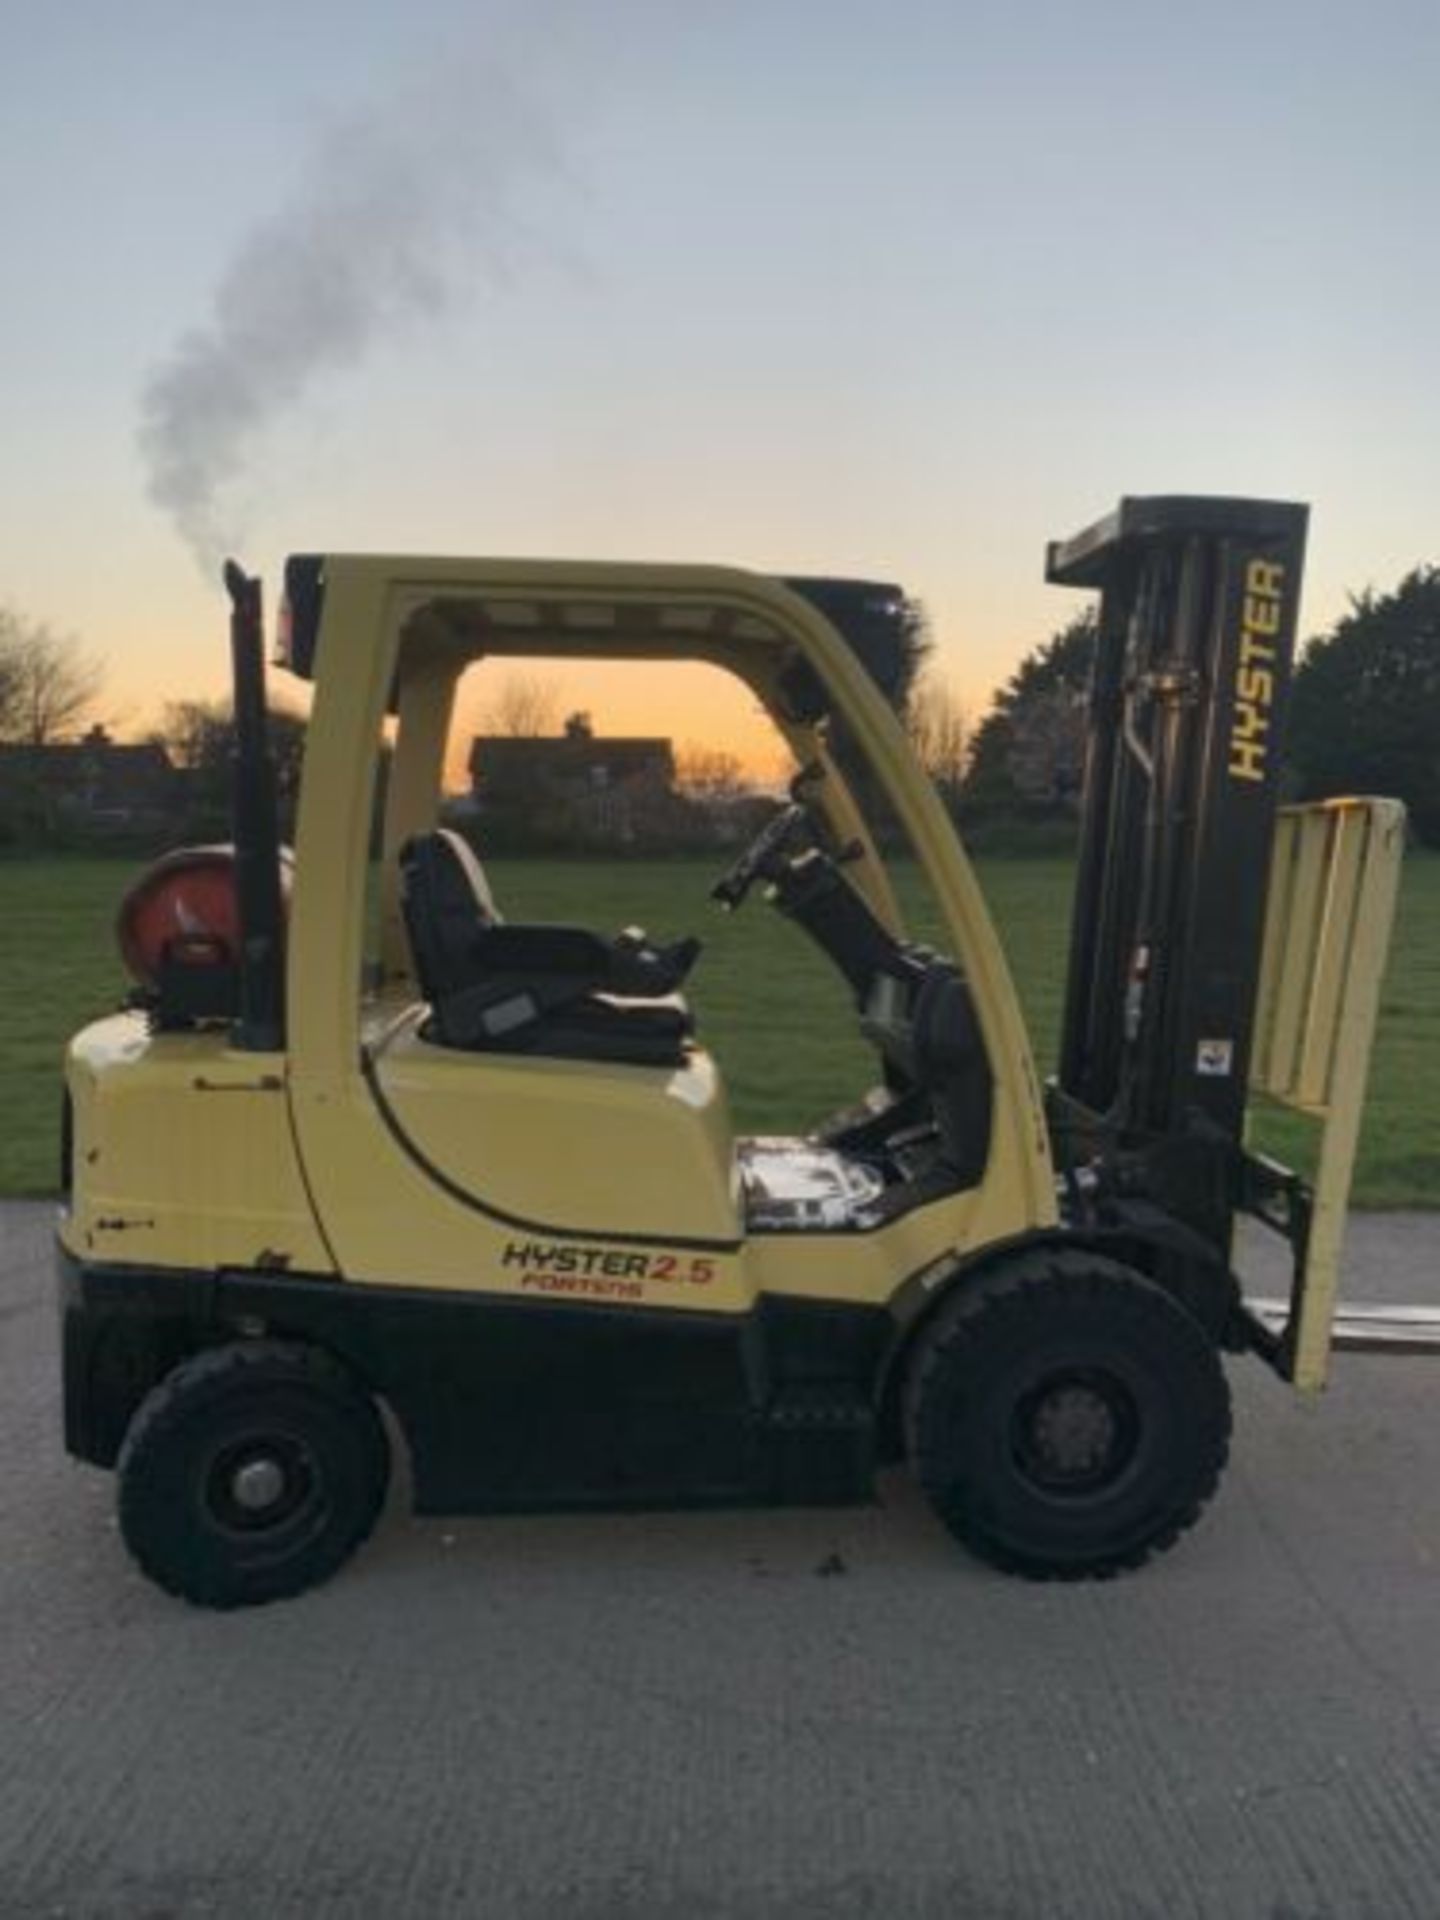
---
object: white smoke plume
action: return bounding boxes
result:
[139,62,561,576]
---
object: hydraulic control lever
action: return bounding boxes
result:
[710,804,810,911]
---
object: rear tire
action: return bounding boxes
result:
[905,1249,1230,1579]
[117,1340,389,1609]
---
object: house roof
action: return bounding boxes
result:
[0,739,176,809]
[468,734,674,782]
[0,739,173,774]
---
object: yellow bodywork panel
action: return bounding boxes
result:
[371,1012,739,1243]
[60,1015,332,1276]
[276,557,1054,1312]
[64,557,1056,1324]
[1250,796,1407,1389]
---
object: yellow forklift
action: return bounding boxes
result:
[58,496,1406,1606]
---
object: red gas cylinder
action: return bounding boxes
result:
[116,847,291,987]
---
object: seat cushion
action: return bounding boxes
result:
[481,992,692,1067]
[402,828,697,1065]
[420,993,692,1068]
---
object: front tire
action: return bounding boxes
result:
[117,1340,390,1609]
[905,1250,1231,1579]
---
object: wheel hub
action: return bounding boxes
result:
[1030,1385,1117,1476]
[204,1433,318,1535]
[229,1455,287,1513]
[1012,1368,1139,1495]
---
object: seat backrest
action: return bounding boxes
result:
[399,829,501,1004]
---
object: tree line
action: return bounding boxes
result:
[917,570,1440,850]
[0,609,101,746]
[2,561,1437,850]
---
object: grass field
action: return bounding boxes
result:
[1,852,1435,1205]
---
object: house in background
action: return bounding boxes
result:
[0,725,179,842]
[466,713,681,847]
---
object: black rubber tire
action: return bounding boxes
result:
[904,1249,1231,1580]
[117,1340,390,1609]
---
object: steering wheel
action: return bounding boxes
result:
[709,803,811,911]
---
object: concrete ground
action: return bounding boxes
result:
[2,1200,1439,1919]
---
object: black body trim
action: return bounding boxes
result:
[59,1247,888,1513]
[61,1205,1238,1512]
[279,554,326,680]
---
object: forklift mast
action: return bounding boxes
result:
[1047,496,1309,1251]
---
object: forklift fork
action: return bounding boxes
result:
[1241,795,1411,1387]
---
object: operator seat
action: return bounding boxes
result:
[399,829,699,1068]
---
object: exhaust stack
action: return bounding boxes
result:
[223,561,286,1051]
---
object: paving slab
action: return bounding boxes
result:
[2,1201,1438,1919]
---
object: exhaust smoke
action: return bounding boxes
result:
[138,64,559,576]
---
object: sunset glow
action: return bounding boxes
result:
[447,657,795,790]
[4,4,1437,765]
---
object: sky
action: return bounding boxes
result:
[3,0,1438,766]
